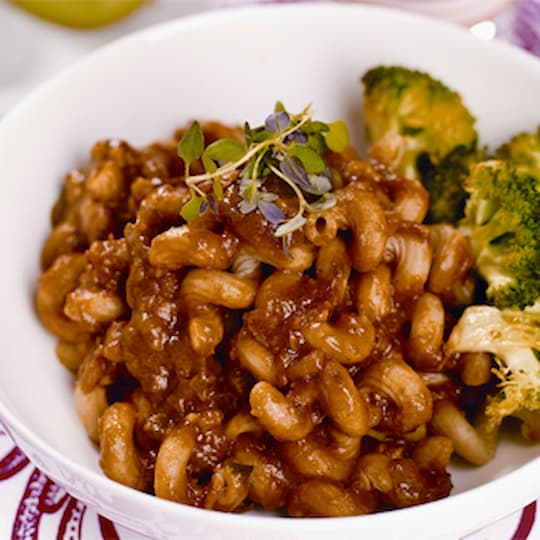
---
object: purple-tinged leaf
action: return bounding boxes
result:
[259,191,278,202]
[208,195,217,213]
[265,111,290,133]
[285,131,308,144]
[280,155,309,187]
[239,199,258,214]
[258,200,285,224]
[199,199,209,215]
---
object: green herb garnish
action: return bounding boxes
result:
[176,104,349,237]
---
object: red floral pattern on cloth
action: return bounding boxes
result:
[0,425,148,540]
[0,424,537,540]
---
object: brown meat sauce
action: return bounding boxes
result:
[37,122,484,516]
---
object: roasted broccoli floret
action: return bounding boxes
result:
[362,65,477,178]
[361,66,480,223]
[449,132,540,438]
[495,126,540,177]
[446,306,540,439]
[459,160,540,311]
[419,145,484,224]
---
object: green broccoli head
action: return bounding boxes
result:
[362,65,477,179]
[419,145,484,224]
[460,160,540,310]
[496,126,540,177]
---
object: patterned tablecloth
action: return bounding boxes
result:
[0,2,538,539]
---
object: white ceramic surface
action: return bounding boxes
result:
[0,4,539,539]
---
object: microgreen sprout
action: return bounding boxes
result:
[177,104,349,236]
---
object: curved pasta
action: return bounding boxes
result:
[407,292,445,371]
[181,268,256,309]
[64,288,125,330]
[428,224,473,303]
[459,352,492,387]
[86,160,126,203]
[430,399,497,466]
[384,224,432,299]
[187,304,224,356]
[302,313,375,364]
[232,447,290,510]
[154,424,197,502]
[383,176,429,224]
[352,264,393,321]
[249,381,314,442]
[149,224,239,270]
[351,453,393,493]
[280,434,355,482]
[286,350,325,381]
[55,338,93,372]
[318,360,368,436]
[245,242,316,272]
[361,357,433,433]
[412,436,454,470]
[36,253,88,342]
[41,221,82,270]
[315,237,351,308]
[99,403,145,491]
[305,184,388,272]
[204,461,251,511]
[225,412,263,440]
[288,479,376,517]
[235,330,285,387]
[74,380,107,443]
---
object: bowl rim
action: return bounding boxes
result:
[0,2,539,536]
[3,0,540,131]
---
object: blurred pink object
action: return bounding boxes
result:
[336,0,515,25]
[514,0,540,55]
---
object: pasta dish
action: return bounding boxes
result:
[35,66,540,517]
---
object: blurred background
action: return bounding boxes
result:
[0,0,539,117]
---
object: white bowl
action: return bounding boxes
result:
[0,4,539,539]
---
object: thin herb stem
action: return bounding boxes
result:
[177,103,341,233]
[251,148,267,182]
[268,163,307,221]
[245,149,268,202]
[184,109,313,190]
[190,183,207,198]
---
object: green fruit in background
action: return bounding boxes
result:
[10,0,147,29]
